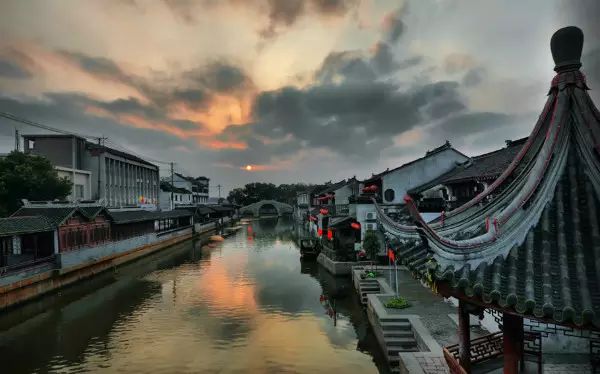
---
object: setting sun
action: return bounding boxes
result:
[245,165,253,171]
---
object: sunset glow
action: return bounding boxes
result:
[245,165,253,171]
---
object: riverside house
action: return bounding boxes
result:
[0,201,194,310]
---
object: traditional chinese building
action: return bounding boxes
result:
[378,27,600,373]
[409,138,527,212]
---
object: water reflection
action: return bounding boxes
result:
[0,217,386,373]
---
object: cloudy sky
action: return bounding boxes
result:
[0,0,598,195]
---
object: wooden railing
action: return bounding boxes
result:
[443,331,542,374]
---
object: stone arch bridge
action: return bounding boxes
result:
[240,200,293,217]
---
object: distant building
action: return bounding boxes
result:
[159,181,192,210]
[193,176,209,204]
[169,173,209,204]
[23,135,159,208]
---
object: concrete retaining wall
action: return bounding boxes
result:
[316,253,357,275]
[0,227,198,310]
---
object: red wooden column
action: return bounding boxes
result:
[503,312,524,374]
[458,300,471,373]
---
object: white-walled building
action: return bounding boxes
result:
[23,134,160,208]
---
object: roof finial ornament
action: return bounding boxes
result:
[551,26,584,73]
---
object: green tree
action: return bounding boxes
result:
[227,182,321,206]
[362,230,381,271]
[0,151,71,216]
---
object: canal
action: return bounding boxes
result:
[0,217,388,373]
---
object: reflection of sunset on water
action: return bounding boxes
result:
[0,217,382,373]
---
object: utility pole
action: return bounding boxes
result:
[170,162,175,210]
[97,137,106,202]
[217,184,222,199]
[14,128,20,151]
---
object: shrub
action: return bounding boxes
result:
[384,296,411,309]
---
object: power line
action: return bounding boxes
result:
[0,111,99,140]
[0,111,173,166]
[102,138,172,165]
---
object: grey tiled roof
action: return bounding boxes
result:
[11,207,77,226]
[408,138,527,195]
[108,210,158,224]
[396,69,600,328]
[108,209,192,224]
[0,216,55,236]
[441,138,526,184]
[433,148,600,327]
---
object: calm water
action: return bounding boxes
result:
[0,217,387,373]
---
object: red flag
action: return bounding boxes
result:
[388,248,395,263]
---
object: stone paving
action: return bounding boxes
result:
[414,354,449,374]
[543,364,591,373]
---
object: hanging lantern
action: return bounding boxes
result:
[317,228,323,237]
[320,208,329,215]
[327,228,333,240]
[350,222,361,230]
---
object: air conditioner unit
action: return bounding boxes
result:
[366,212,376,220]
[366,223,377,231]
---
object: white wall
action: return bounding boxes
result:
[333,184,354,205]
[56,167,92,201]
[381,149,468,204]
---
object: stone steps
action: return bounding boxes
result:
[382,330,414,338]
[379,321,412,331]
[358,279,381,305]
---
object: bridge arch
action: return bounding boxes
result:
[239,200,293,217]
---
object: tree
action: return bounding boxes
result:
[227,182,319,206]
[362,230,381,271]
[0,151,71,216]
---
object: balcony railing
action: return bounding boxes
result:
[443,331,541,374]
[319,204,350,216]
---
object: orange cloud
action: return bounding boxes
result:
[171,93,254,133]
[202,139,248,150]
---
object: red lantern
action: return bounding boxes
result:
[350,222,361,230]
[327,228,333,240]
[317,228,323,237]
[320,208,329,215]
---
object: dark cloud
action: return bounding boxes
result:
[0,58,31,79]
[259,0,358,38]
[315,50,376,83]
[436,112,518,139]
[58,50,131,83]
[462,67,485,87]
[381,6,406,43]
[217,78,467,167]
[172,88,208,108]
[371,43,423,75]
[0,93,201,149]
[58,50,242,110]
[185,62,250,93]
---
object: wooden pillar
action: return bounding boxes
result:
[503,312,523,374]
[458,300,471,373]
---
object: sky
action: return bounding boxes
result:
[0,0,598,195]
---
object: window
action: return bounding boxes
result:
[384,188,395,202]
[75,184,84,199]
[28,140,35,149]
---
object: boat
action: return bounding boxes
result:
[299,239,320,260]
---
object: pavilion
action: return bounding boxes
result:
[376,26,600,373]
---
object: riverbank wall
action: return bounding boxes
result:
[0,218,235,311]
